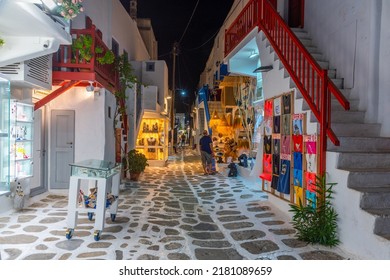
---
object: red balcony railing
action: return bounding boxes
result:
[52,25,118,91]
[225,0,350,175]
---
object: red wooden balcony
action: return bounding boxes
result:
[52,25,118,92]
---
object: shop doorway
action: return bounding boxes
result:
[50,110,75,189]
[288,0,304,28]
[30,108,47,196]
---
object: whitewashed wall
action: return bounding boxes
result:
[304,0,390,136]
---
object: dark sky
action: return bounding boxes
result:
[120,0,234,112]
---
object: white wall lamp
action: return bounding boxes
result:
[86,81,104,97]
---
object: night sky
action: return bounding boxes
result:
[120,0,234,112]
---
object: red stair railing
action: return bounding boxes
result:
[225,0,350,175]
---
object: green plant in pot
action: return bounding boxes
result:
[72,34,93,63]
[122,149,149,181]
[95,46,115,65]
[72,35,114,65]
[289,174,339,247]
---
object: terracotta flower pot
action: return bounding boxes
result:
[130,172,141,181]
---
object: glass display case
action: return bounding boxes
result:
[0,76,10,192]
[70,159,121,178]
[10,100,34,179]
[136,117,168,166]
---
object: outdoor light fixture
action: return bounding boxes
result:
[86,81,94,93]
[253,65,273,73]
[249,51,259,59]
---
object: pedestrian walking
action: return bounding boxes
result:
[199,129,214,175]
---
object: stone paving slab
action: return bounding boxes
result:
[0,150,354,260]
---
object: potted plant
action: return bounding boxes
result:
[72,35,115,65]
[72,34,93,63]
[96,46,115,65]
[122,149,149,181]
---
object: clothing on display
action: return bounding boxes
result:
[293,152,302,170]
[292,117,303,135]
[282,114,290,135]
[306,140,317,154]
[277,159,290,194]
[282,94,291,115]
[265,99,273,117]
[273,97,281,116]
[294,185,304,204]
[271,174,279,189]
[264,135,272,154]
[260,153,272,181]
[293,169,303,187]
[306,154,317,173]
[272,154,280,175]
[306,190,317,208]
[292,135,303,152]
[264,117,273,135]
[273,115,280,134]
[281,135,291,155]
[273,139,280,155]
[305,171,317,192]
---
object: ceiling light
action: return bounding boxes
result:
[249,51,259,59]
[253,65,273,73]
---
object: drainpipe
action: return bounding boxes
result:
[366,0,381,124]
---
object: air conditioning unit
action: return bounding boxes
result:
[0,55,52,90]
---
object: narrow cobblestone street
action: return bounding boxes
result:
[0,150,353,260]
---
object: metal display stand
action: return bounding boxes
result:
[65,159,121,241]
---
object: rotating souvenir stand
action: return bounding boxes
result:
[65,159,121,241]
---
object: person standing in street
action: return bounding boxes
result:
[199,129,214,175]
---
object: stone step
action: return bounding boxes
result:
[361,192,390,210]
[309,110,365,123]
[349,185,390,193]
[328,136,390,152]
[338,152,390,170]
[331,122,381,137]
[302,98,359,111]
[347,169,390,188]
[374,217,390,240]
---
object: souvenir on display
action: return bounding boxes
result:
[277,159,291,194]
[273,97,281,116]
[294,186,304,204]
[293,169,303,187]
[260,153,272,181]
[305,171,317,192]
[282,94,291,114]
[281,114,290,135]
[292,114,304,135]
[292,135,303,152]
[264,99,273,117]
[273,115,280,133]
[306,154,317,173]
